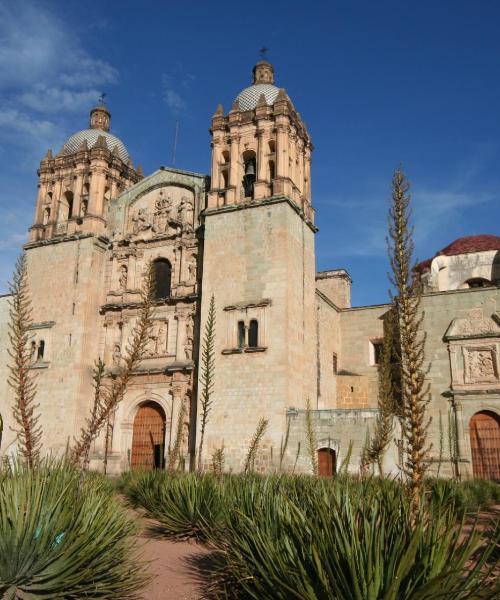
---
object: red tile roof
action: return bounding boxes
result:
[414,235,500,273]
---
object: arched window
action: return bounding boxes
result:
[153,259,172,300]
[221,169,229,189]
[268,159,275,181]
[42,207,51,225]
[37,340,45,361]
[237,321,245,348]
[248,319,259,348]
[465,278,492,288]
[30,341,36,361]
[59,191,74,222]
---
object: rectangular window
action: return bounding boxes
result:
[248,319,259,348]
[237,321,245,348]
[370,340,383,365]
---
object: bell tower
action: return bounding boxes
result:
[208,59,313,222]
[199,61,317,471]
[29,103,141,242]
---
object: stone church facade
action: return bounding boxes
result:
[0,61,499,479]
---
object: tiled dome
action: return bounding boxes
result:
[62,129,129,162]
[235,83,280,111]
[415,235,500,272]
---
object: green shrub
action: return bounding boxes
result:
[123,471,223,541]
[211,483,499,600]
[0,460,146,599]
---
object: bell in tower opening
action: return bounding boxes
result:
[243,155,256,198]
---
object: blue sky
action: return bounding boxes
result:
[0,0,499,305]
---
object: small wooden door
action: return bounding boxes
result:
[470,411,500,480]
[318,448,336,477]
[131,402,166,470]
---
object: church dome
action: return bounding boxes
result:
[415,234,500,273]
[60,103,130,162]
[439,234,500,256]
[234,59,281,111]
[62,129,129,162]
[235,83,280,111]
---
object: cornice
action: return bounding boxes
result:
[202,194,318,233]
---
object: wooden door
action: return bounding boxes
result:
[470,411,500,480]
[131,402,166,470]
[318,448,336,477]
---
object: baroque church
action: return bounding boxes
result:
[0,61,499,479]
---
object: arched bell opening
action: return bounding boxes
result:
[242,150,256,199]
[131,401,167,470]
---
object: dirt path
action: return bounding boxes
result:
[134,516,212,600]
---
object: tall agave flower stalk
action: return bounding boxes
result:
[7,253,42,469]
[388,168,430,519]
[360,307,400,475]
[71,261,155,466]
[167,398,187,474]
[305,398,318,476]
[244,417,268,474]
[197,294,216,472]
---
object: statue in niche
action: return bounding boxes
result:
[179,196,193,227]
[156,321,168,356]
[185,319,193,342]
[132,208,152,235]
[187,257,196,281]
[118,265,128,291]
[184,332,194,360]
[112,343,121,366]
[81,199,88,216]
[42,206,51,225]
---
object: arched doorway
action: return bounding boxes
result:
[317,448,337,477]
[131,402,166,470]
[470,411,500,480]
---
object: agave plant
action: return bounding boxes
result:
[211,481,500,600]
[0,460,146,599]
[124,471,223,541]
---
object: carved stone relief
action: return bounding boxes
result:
[128,187,195,240]
[464,346,498,383]
[145,320,168,357]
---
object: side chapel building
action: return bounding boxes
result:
[0,61,499,479]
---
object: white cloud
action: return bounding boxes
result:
[19,85,102,113]
[162,70,194,115]
[0,2,118,92]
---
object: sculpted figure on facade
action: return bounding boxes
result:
[187,256,197,281]
[132,207,152,235]
[119,265,128,291]
[112,343,121,366]
[179,196,194,230]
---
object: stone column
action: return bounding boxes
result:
[73,170,84,217]
[211,141,220,190]
[227,134,240,204]
[276,124,288,179]
[304,148,312,202]
[175,313,187,362]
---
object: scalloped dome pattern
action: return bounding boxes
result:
[62,129,129,162]
[235,83,280,111]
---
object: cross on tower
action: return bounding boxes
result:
[259,46,269,60]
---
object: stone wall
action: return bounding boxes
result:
[285,408,400,475]
[198,198,317,472]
